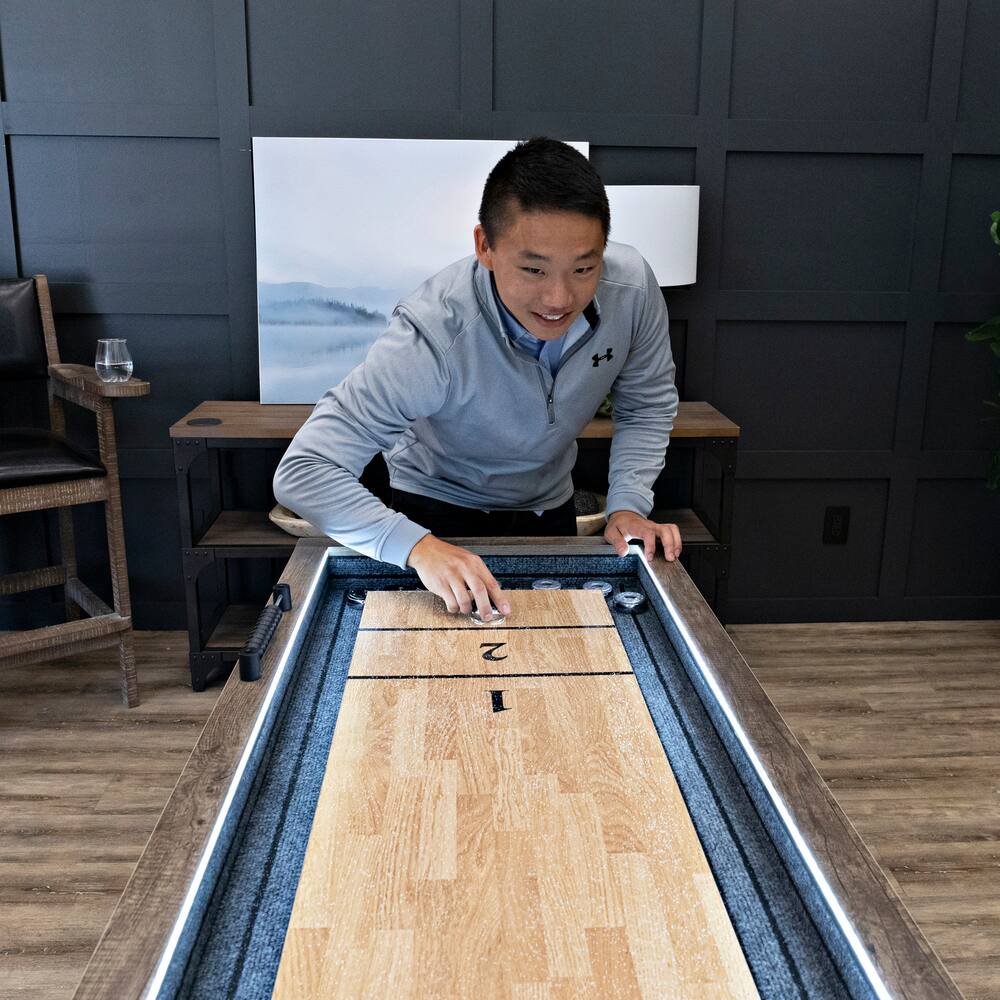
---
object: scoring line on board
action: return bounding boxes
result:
[357,624,618,632]
[347,670,635,680]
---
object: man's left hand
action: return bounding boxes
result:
[604,510,682,562]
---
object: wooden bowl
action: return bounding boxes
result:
[575,493,607,537]
[269,503,326,538]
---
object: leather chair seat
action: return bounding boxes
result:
[0,427,106,488]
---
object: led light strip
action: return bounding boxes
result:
[636,547,894,1000]
[143,551,330,1000]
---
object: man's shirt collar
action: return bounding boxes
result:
[489,274,591,372]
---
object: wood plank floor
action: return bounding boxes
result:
[0,633,217,1000]
[0,622,997,1000]
[728,620,1000,1000]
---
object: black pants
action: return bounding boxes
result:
[391,487,577,539]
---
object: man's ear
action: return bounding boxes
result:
[473,224,493,270]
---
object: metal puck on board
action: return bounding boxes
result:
[346,588,367,606]
[613,590,647,613]
[582,580,614,600]
[531,578,561,590]
[470,608,506,626]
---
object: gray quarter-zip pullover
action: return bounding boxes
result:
[272,240,678,567]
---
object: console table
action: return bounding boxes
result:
[170,401,739,689]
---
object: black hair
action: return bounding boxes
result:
[479,137,610,246]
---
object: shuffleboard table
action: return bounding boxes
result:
[73,538,961,1000]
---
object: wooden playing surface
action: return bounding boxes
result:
[272,589,759,999]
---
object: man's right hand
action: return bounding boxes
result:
[406,534,511,622]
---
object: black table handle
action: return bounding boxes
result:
[239,583,293,682]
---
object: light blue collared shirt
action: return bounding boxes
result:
[492,279,591,378]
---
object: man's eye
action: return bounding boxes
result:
[521,267,544,276]
[575,266,595,274]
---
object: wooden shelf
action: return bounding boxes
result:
[205,605,260,650]
[197,510,298,548]
[651,508,716,545]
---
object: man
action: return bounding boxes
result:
[273,138,680,621]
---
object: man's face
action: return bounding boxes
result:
[474,205,604,341]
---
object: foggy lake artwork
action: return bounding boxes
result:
[252,137,587,404]
[257,280,405,403]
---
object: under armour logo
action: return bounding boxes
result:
[592,348,613,367]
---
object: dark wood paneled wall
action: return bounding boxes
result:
[0,0,998,627]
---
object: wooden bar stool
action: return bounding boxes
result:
[0,275,149,706]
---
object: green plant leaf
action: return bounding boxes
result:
[987,452,1000,492]
[966,316,1000,341]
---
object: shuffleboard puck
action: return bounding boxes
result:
[346,588,367,606]
[470,608,505,626]
[582,580,614,599]
[613,590,647,613]
[531,579,561,590]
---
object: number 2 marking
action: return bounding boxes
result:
[480,642,508,662]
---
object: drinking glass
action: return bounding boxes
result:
[95,338,133,383]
